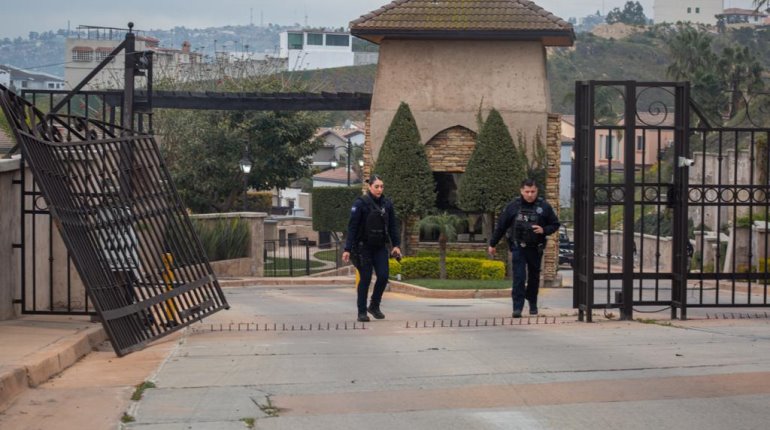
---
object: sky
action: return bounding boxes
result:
[0,0,760,39]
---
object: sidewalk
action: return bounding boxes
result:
[0,315,106,411]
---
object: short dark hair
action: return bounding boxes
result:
[366,174,382,184]
[521,178,537,188]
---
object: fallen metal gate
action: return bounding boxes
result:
[12,89,147,316]
[574,81,770,321]
[1,85,229,355]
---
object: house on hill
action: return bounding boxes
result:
[653,0,724,25]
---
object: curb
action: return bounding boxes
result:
[0,325,107,412]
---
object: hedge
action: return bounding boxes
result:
[398,257,505,280]
[415,250,489,259]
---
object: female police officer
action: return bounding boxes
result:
[342,174,401,322]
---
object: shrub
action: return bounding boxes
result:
[480,260,506,280]
[399,257,505,280]
[191,217,250,261]
[247,191,272,213]
[415,250,488,259]
[389,258,402,278]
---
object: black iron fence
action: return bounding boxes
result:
[263,238,349,277]
[574,80,770,321]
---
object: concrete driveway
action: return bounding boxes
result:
[121,283,770,430]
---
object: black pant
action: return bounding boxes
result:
[510,244,543,311]
[356,245,389,314]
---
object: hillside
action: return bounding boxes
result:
[294,32,674,116]
[547,31,672,114]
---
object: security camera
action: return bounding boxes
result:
[678,156,695,167]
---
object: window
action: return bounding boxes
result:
[326,34,349,47]
[287,33,303,50]
[71,48,93,62]
[95,49,112,62]
[307,33,323,45]
[636,135,644,151]
[695,7,700,13]
[21,81,28,88]
[599,134,619,160]
[687,7,692,13]
[48,83,55,89]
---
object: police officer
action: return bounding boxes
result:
[488,178,560,317]
[342,174,401,322]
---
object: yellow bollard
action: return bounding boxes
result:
[161,253,180,324]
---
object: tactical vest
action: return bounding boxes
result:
[359,195,389,248]
[510,200,544,247]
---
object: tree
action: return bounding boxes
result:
[519,128,546,195]
[374,102,436,254]
[716,45,764,119]
[457,109,525,241]
[605,1,647,26]
[665,25,765,122]
[312,186,362,257]
[417,212,462,279]
[155,74,325,213]
[665,26,717,81]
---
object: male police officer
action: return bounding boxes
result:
[488,179,560,317]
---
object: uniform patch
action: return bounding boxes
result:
[351,206,357,212]
[536,207,543,214]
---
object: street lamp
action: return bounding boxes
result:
[239,156,252,212]
[329,138,355,186]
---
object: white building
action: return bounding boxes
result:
[0,64,65,91]
[278,30,378,71]
[654,0,724,25]
[0,68,9,88]
[65,25,203,90]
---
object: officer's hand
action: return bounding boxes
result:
[342,251,350,263]
[532,225,544,234]
[488,246,496,257]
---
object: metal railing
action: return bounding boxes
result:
[263,238,349,277]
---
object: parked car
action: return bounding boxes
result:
[558,229,574,268]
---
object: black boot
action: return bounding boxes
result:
[357,312,370,322]
[367,304,385,319]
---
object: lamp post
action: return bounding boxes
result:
[329,138,354,186]
[239,156,252,212]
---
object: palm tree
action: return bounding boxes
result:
[418,213,462,280]
[716,45,764,120]
[665,25,716,82]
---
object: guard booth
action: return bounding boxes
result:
[573,81,770,321]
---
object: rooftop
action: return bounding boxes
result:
[350,0,574,46]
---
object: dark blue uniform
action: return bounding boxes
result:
[489,196,560,314]
[344,192,400,315]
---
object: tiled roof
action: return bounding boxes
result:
[351,0,573,45]
[313,167,361,183]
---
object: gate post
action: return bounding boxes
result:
[620,81,637,320]
[573,81,596,322]
[671,82,691,320]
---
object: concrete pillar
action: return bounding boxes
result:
[0,156,21,320]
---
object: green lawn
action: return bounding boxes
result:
[404,279,511,290]
[264,257,327,277]
[313,249,339,262]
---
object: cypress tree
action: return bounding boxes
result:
[457,108,526,239]
[374,102,436,251]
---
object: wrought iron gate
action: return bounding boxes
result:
[574,81,770,321]
[1,85,229,355]
[13,89,148,316]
